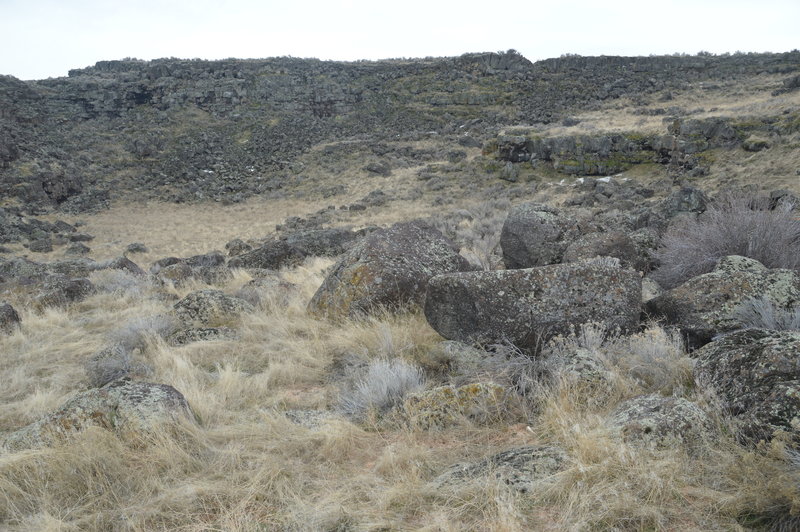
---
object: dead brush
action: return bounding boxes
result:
[653,192,800,288]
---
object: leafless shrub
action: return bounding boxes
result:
[338,358,425,420]
[653,193,800,288]
[89,269,152,297]
[430,199,510,270]
[107,314,180,352]
[84,344,153,388]
[733,296,800,331]
[480,342,546,399]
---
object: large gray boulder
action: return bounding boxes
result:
[424,258,642,349]
[2,379,195,451]
[694,329,800,442]
[645,256,800,347]
[500,203,580,269]
[309,220,471,320]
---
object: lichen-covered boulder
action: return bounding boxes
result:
[556,348,613,388]
[424,258,641,349]
[432,446,568,493]
[609,394,713,449]
[694,329,800,442]
[645,256,800,347]
[2,379,195,451]
[0,302,21,334]
[309,220,471,320]
[33,275,95,309]
[168,326,237,346]
[227,240,304,270]
[173,289,253,327]
[101,256,146,276]
[562,230,648,271]
[284,227,363,257]
[397,382,515,430]
[500,203,580,269]
[157,262,232,287]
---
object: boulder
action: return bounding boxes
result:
[309,221,471,319]
[102,256,146,276]
[284,227,362,257]
[694,329,800,442]
[168,326,237,346]
[609,394,713,449]
[227,240,304,270]
[0,302,21,334]
[556,347,613,388]
[28,238,53,253]
[2,379,195,451]
[645,256,800,347]
[34,276,95,309]
[432,446,568,493]
[396,382,515,430]
[225,238,252,257]
[173,289,253,327]
[500,203,580,268]
[65,242,91,255]
[562,230,647,271]
[156,262,232,287]
[424,259,642,349]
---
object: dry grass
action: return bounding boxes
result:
[3,246,799,530]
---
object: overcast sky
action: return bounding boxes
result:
[1,0,798,80]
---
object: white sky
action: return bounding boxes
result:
[1,0,798,80]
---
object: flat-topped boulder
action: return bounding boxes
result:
[424,258,641,350]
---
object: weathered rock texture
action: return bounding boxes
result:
[646,256,800,347]
[424,259,642,349]
[397,382,515,430]
[609,394,714,449]
[432,446,568,493]
[0,302,21,333]
[694,329,800,442]
[173,289,253,327]
[500,203,580,269]
[2,379,195,451]
[309,220,471,319]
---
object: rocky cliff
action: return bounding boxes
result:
[1,50,798,212]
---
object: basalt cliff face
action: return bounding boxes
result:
[0,50,798,212]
